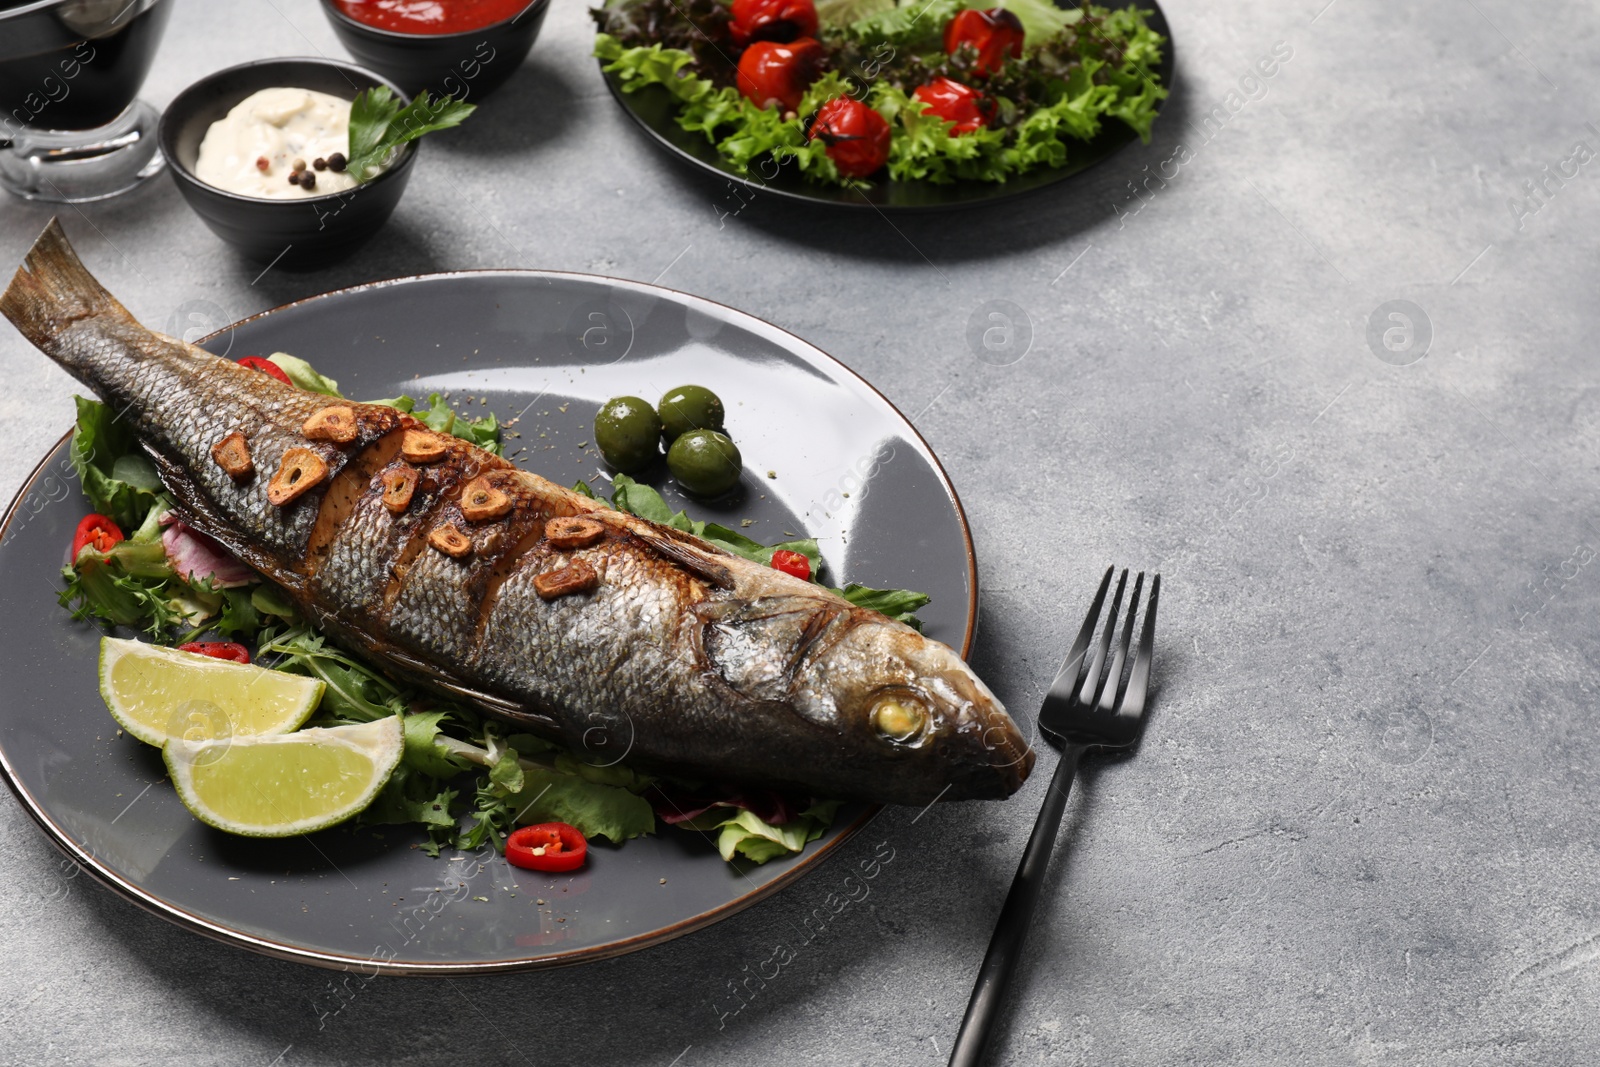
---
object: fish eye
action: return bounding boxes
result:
[872,694,928,744]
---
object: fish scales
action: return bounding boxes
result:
[1,220,1033,805]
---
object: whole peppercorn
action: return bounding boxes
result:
[292,158,306,172]
[326,152,347,173]
[313,157,327,171]
[287,171,301,186]
[299,169,317,190]
[255,156,269,172]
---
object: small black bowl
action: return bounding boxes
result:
[319,0,550,102]
[158,58,417,266]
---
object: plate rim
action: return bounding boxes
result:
[595,0,1174,212]
[0,267,980,975]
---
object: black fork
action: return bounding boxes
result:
[948,566,1160,1067]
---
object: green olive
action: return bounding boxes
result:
[658,384,725,443]
[594,396,663,472]
[666,429,742,496]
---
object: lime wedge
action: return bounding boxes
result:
[164,717,404,837]
[99,637,323,748]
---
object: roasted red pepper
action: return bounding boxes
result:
[730,0,818,45]
[809,97,891,178]
[770,549,812,581]
[736,37,825,112]
[913,76,992,133]
[236,356,292,385]
[944,8,1025,75]
[506,822,588,873]
[177,641,251,664]
[71,513,124,559]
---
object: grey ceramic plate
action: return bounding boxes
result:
[0,271,978,975]
[598,1,1173,211]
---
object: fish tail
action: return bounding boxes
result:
[0,218,139,374]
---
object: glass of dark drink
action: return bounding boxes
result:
[0,0,174,202]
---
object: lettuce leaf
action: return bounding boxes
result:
[873,83,1010,183]
[682,799,842,862]
[844,0,962,48]
[815,0,894,29]
[266,352,341,396]
[607,474,825,572]
[68,395,163,529]
[405,392,503,456]
[835,583,931,628]
[465,753,657,847]
[402,711,474,780]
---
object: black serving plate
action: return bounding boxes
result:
[0,270,980,974]
[598,1,1172,211]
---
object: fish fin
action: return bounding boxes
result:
[368,643,566,733]
[142,444,304,593]
[630,526,736,590]
[0,218,136,355]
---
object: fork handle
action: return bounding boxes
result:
[947,743,1086,1067]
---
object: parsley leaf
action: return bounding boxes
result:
[344,86,476,182]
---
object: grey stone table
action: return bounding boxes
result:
[3,0,1598,1063]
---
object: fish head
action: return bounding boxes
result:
[793,612,1035,804]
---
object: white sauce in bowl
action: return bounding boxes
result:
[194,87,380,199]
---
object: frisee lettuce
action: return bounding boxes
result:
[593,1,1166,187]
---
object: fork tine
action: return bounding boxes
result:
[1120,573,1160,718]
[1045,565,1114,701]
[1077,569,1128,707]
[1098,571,1144,712]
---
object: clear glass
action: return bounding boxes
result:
[0,98,164,202]
[0,0,173,202]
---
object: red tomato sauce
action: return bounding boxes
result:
[334,0,530,34]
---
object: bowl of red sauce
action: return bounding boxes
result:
[320,0,550,102]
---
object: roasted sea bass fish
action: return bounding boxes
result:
[2,221,1032,805]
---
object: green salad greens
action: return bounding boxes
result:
[592,0,1165,187]
[58,354,923,863]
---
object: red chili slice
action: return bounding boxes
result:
[237,356,292,385]
[736,37,826,112]
[71,513,124,559]
[177,641,251,664]
[913,76,992,134]
[770,549,811,581]
[506,822,588,873]
[809,97,891,178]
[944,7,1025,75]
[730,0,818,45]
